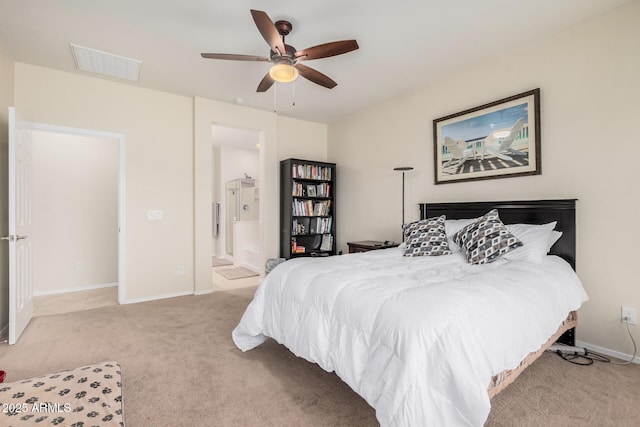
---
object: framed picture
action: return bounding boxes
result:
[433,88,540,184]
[307,184,316,197]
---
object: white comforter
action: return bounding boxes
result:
[232,247,588,426]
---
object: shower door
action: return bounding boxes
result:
[225,181,238,255]
[225,178,259,256]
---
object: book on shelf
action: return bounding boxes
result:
[320,234,333,251]
[312,234,322,250]
[292,217,311,235]
[292,182,330,198]
[309,217,332,234]
[292,182,305,197]
[292,199,331,216]
[313,200,331,216]
[291,238,305,253]
[291,163,332,180]
[316,183,330,197]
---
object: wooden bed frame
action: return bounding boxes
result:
[418,199,578,397]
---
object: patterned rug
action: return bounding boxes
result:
[0,361,124,426]
[216,267,258,280]
[212,257,233,267]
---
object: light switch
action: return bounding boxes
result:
[147,210,163,220]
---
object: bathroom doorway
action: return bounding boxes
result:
[211,125,261,288]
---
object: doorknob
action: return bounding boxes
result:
[1,235,28,241]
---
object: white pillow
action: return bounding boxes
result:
[548,230,563,251]
[504,222,557,263]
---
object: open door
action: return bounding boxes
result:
[2,107,34,344]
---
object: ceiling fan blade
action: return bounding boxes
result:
[201,53,269,62]
[250,9,286,55]
[257,73,275,92]
[295,40,359,61]
[295,63,337,89]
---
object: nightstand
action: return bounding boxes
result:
[347,240,399,253]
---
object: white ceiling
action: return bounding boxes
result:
[0,0,631,123]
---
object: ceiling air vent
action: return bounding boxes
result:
[70,44,141,82]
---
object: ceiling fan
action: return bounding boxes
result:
[201,9,359,92]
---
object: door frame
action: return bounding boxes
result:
[26,122,126,304]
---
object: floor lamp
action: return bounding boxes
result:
[393,166,413,241]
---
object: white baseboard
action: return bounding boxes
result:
[194,289,214,296]
[575,340,640,364]
[33,282,118,297]
[121,290,193,305]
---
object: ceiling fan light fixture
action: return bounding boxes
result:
[269,63,299,83]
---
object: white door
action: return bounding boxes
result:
[3,107,34,344]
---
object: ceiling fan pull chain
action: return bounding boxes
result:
[293,81,296,107]
[273,82,278,113]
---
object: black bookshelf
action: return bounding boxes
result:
[280,158,336,259]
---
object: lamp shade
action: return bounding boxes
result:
[269,63,299,83]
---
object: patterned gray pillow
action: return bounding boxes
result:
[403,215,452,257]
[452,209,523,264]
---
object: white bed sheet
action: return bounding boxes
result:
[232,247,588,426]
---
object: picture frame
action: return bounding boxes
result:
[433,88,541,184]
[307,184,316,197]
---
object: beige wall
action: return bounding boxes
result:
[31,130,118,295]
[277,116,328,162]
[328,2,640,355]
[0,38,14,333]
[7,63,328,308]
[15,63,194,302]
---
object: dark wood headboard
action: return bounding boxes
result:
[419,199,577,270]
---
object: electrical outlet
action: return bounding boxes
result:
[177,265,185,275]
[621,306,637,325]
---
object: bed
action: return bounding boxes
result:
[232,199,588,426]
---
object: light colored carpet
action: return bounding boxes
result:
[215,266,258,280]
[211,256,232,267]
[0,287,638,426]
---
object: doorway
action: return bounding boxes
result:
[28,124,125,315]
[211,124,261,291]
